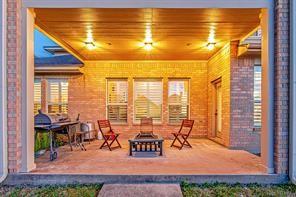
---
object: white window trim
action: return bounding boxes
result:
[133,78,163,124]
[105,78,128,124]
[168,78,190,124]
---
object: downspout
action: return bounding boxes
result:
[0,0,8,183]
[290,0,296,184]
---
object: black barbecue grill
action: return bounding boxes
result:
[34,110,80,161]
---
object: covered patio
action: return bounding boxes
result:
[33,139,265,175]
[18,4,274,176]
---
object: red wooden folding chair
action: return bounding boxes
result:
[171,119,194,150]
[97,120,121,151]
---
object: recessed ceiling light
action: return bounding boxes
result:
[85,41,96,50]
[207,42,216,51]
[143,42,153,51]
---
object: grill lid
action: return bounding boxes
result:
[34,110,69,125]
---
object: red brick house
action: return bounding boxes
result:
[0,0,295,185]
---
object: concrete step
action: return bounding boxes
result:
[98,183,183,197]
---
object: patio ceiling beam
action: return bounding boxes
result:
[23,0,271,9]
[35,23,85,63]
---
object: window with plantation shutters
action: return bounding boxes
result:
[254,65,262,129]
[107,79,128,123]
[134,79,162,123]
[34,79,41,115]
[168,79,189,123]
[47,79,68,114]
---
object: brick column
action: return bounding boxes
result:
[229,41,260,154]
[274,0,290,174]
[7,0,22,173]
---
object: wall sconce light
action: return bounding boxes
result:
[143,42,153,51]
[85,41,96,50]
[207,42,216,51]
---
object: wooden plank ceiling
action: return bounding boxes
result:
[34,8,261,60]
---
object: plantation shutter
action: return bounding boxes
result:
[107,79,128,123]
[48,79,68,114]
[34,79,41,114]
[134,79,162,123]
[168,79,189,123]
[254,65,262,128]
[60,81,68,113]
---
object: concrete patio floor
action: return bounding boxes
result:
[32,139,266,175]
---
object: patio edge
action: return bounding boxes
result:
[2,174,289,186]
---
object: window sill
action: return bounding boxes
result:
[132,123,163,126]
[167,123,183,126]
[110,122,128,126]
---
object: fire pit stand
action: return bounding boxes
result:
[128,134,164,156]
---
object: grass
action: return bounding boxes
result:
[181,182,296,197]
[2,182,296,197]
[0,184,102,197]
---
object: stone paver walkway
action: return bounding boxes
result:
[98,184,183,197]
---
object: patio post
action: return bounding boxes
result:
[20,8,36,172]
[0,0,7,182]
[260,7,275,174]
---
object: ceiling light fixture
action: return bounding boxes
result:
[85,41,96,50]
[143,42,153,51]
[207,42,216,51]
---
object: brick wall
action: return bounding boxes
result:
[229,41,261,153]
[207,44,231,147]
[67,61,208,138]
[7,0,22,173]
[207,42,260,153]
[274,0,289,174]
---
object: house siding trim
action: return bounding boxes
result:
[290,0,296,183]
[22,0,271,9]
[0,0,7,182]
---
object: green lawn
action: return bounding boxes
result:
[0,184,102,197]
[1,183,296,197]
[181,182,296,197]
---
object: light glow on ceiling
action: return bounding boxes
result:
[207,42,216,51]
[85,28,97,50]
[207,26,216,50]
[143,42,153,51]
[143,23,154,51]
[85,41,96,50]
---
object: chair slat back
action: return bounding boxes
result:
[140,117,153,135]
[97,120,112,134]
[179,119,194,135]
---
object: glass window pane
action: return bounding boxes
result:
[47,79,68,114]
[254,65,262,128]
[168,79,189,123]
[134,79,162,123]
[34,79,41,114]
[107,79,128,123]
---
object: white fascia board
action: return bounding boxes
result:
[23,0,271,9]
